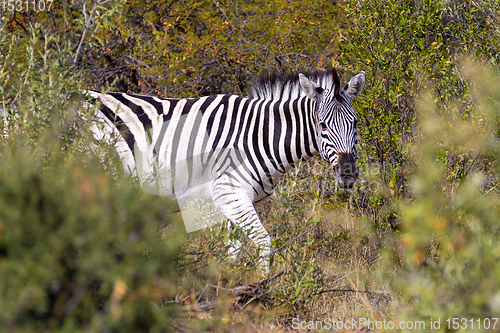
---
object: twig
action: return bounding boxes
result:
[196,283,209,303]
[314,288,389,296]
[13,13,29,35]
[74,1,98,64]
[181,280,276,312]
[256,266,285,285]
[212,0,235,32]
[199,269,285,307]
[180,300,223,312]
[283,52,314,58]
[126,55,151,70]
[207,283,253,294]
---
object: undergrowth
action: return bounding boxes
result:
[1,0,499,331]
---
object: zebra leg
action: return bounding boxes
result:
[215,196,272,275]
[226,220,242,262]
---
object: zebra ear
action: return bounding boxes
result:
[299,73,321,100]
[346,71,366,98]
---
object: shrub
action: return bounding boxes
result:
[379,60,500,329]
[0,23,185,329]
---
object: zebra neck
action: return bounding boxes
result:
[263,96,319,175]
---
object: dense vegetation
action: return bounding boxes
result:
[1,0,499,331]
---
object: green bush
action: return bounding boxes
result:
[333,0,499,227]
[0,23,185,329]
[0,134,185,332]
[377,60,500,330]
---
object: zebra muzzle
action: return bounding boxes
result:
[335,152,358,189]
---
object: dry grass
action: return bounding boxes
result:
[173,158,398,331]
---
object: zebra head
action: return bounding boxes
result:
[299,70,366,189]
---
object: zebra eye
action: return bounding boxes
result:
[320,122,328,132]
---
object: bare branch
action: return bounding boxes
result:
[74,2,97,65]
[314,288,389,296]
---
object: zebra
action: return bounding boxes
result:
[84,68,366,274]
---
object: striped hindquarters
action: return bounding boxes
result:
[84,89,318,204]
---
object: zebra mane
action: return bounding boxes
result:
[248,68,341,101]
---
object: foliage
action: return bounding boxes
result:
[0,136,185,331]
[81,0,346,96]
[0,17,184,330]
[1,0,500,331]
[335,0,500,227]
[384,60,500,329]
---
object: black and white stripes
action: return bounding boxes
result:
[84,68,366,274]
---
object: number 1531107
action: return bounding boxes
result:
[2,0,54,12]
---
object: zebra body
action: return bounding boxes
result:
[85,68,366,274]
